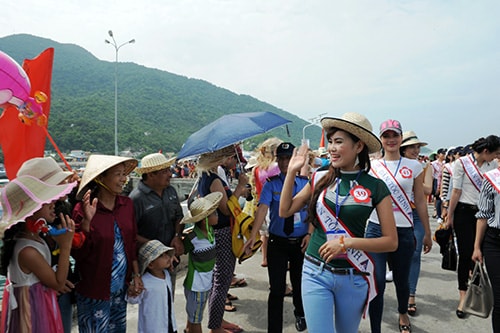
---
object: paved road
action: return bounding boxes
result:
[73,210,493,332]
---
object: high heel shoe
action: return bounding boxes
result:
[456,309,466,319]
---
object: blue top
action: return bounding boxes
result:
[259,173,309,238]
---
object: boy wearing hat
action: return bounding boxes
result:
[128,240,177,333]
[180,192,222,333]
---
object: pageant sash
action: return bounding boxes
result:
[316,187,376,316]
[460,155,483,192]
[444,163,453,177]
[371,160,413,226]
[484,168,500,194]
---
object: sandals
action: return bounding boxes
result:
[224,300,237,312]
[227,293,239,301]
[222,322,243,333]
[399,322,412,333]
[408,303,417,316]
[230,277,247,288]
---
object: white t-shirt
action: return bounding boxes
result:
[369,157,423,228]
[452,156,498,205]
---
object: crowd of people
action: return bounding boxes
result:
[0,113,500,333]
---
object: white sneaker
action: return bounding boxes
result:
[437,217,443,223]
[385,271,393,282]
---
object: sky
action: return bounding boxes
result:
[2,0,500,151]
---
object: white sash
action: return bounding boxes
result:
[317,188,376,316]
[460,155,483,192]
[484,168,500,194]
[444,163,453,177]
[371,160,413,226]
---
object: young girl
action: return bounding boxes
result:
[127,240,176,333]
[181,192,222,333]
[0,175,77,333]
[279,112,398,333]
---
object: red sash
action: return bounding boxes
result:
[459,155,483,192]
[484,168,500,194]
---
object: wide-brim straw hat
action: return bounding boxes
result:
[320,112,382,154]
[197,145,237,172]
[17,157,73,185]
[180,192,223,224]
[401,130,428,147]
[76,155,138,200]
[138,240,175,275]
[135,153,176,175]
[0,175,77,228]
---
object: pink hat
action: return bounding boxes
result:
[0,175,77,229]
[379,119,402,136]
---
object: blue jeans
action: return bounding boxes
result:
[409,209,424,296]
[58,292,73,333]
[365,222,415,333]
[301,259,368,333]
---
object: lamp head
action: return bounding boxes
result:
[105,39,111,44]
[108,30,113,37]
[129,39,136,44]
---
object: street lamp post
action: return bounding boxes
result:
[105,30,135,156]
[302,113,327,146]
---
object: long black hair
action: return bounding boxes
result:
[306,127,371,228]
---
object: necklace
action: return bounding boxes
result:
[383,157,402,177]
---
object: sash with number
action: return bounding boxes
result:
[484,168,500,194]
[460,155,483,192]
[315,183,377,317]
[371,160,413,226]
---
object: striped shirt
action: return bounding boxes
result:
[476,178,500,229]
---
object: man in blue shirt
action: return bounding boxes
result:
[243,142,309,332]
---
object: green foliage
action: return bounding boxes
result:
[0,34,322,156]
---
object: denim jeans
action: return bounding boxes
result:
[301,259,368,333]
[409,209,424,296]
[365,222,415,333]
[58,292,73,333]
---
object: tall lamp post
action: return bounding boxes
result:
[302,113,326,146]
[105,30,135,156]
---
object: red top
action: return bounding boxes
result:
[72,195,138,300]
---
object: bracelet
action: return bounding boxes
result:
[131,273,141,278]
[339,235,347,253]
[305,233,311,236]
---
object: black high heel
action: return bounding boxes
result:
[456,309,466,319]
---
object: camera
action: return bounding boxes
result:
[245,183,253,201]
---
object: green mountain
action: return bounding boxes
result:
[0,34,322,158]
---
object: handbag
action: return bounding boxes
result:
[441,238,457,271]
[463,261,494,318]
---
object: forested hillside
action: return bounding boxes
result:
[0,34,321,156]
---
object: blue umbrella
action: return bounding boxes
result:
[177,112,291,159]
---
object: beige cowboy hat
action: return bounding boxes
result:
[138,239,175,275]
[317,147,328,156]
[135,153,176,175]
[0,175,77,228]
[76,154,138,200]
[196,145,238,172]
[17,157,73,185]
[320,112,382,154]
[401,130,428,147]
[180,192,223,224]
[244,156,258,171]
